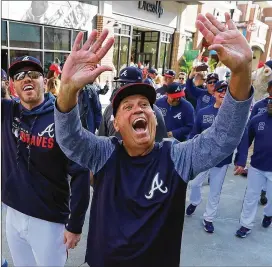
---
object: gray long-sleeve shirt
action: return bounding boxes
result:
[54,89,253,182]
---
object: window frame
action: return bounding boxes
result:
[1,19,87,70]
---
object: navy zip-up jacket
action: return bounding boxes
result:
[186,78,215,112]
[54,89,253,267]
[78,84,102,133]
[236,112,272,172]
[1,93,90,234]
[190,104,247,167]
[156,96,195,142]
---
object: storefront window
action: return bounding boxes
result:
[113,36,120,74]
[72,30,87,46]
[120,36,130,70]
[9,22,41,49]
[44,27,71,51]
[159,33,172,72]
[114,24,132,74]
[2,20,7,46]
[10,50,42,63]
[44,52,69,74]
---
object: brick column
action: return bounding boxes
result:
[170,32,181,75]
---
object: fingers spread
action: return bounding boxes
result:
[90,29,110,54]
[82,30,98,51]
[195,20,214,44]
[72,32,84,51]
[206,13,226,32]
[96,37,115,60]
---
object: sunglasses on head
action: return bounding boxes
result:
[216,87,227,93]
[13,70,43,81]
[207,80,217,85]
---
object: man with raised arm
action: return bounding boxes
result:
[54,13,253,267]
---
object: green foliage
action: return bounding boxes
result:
[208,58,218,73]
[179,55,194,75]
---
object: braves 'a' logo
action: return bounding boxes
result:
[38,123,55,137]
[145,173,168,199]
[173,112,182,120]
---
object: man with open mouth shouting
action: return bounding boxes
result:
[55,13,254,267]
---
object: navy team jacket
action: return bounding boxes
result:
[55,89,253,267]
[249,97,269,120]
[156,96,195,142]
[1,93,90,233]
[236,112,272,172]
[190,104,248,167]
[186,78,215,113]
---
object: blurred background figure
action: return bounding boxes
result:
[47,63,62,79]
[144,68,158,88]
[46,77,60,97]
[177,72,187,85]
[1,69,10,99]
[154,74,163,89]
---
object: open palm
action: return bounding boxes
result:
[61,29,114,92]
[196,13,252,73]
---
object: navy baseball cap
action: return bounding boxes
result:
[265,60,272,69]
[9,56,44,78]
[163,69,176,78]
[214,80,228,92]
[112,83,156,117]
[148,68,158,75]
[114,67,142,83]
[206,73,219,82]
[1,69,8,81]
[268,80,272,87]
[166,82,185,98]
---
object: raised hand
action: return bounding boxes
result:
[196,13,252,73]
[61,29,114,92]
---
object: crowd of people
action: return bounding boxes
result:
[1,12,271,267]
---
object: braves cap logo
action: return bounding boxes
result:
[174,86,181,92]
[120,70,127,77]
[22,56,30,61]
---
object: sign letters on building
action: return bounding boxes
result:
[138,1,164,18]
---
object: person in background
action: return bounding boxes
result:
[156,69,176,99]
[47,63,62,79]
[99,67,167,141]
[235,97,272,238]
[186,81,247,233]
[156,82,194,141]
[186,70,218,113]
[144,68,158,88]
[177,72,186,85]
[142,67,148,80]
[154,74,163,89]
[78,83,102,134]
[46,77,61,97]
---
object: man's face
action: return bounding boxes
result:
[13,66,45,106]
[178,75,186,85]
[267,85,272,97]
[1,80,9,91]
[167,95,180,106]
[114,95,156,148]
[214,88,226,105]
[206,79,217,94]
[164,76,174,85]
